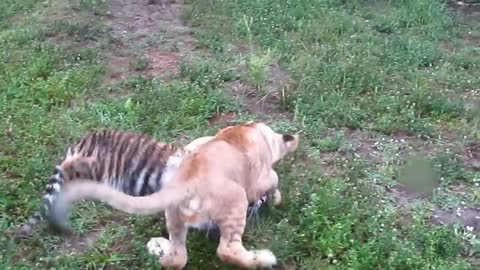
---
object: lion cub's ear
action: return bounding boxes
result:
[282,134,299,152]
[282,134,295,142]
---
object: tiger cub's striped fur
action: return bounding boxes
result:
[16,130,266,238]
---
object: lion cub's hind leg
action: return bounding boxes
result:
[215,192,277,269]
[147,209,188,269]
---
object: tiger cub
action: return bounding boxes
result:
[16,130,267,239]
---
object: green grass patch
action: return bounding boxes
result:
[189,0,477,136]
[1,0,479,269]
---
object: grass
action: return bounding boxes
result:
[1,0,480,269]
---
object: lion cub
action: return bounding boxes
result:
[47,122,299,269]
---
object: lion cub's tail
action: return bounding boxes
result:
[47,179,191,233]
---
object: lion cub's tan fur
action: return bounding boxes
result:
[48,122,299,269]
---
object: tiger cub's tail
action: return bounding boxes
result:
[15,165,67,238]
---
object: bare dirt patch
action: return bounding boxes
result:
[340,127,480,231]
[218,41,295,120]
[448,0,480,42]
[102,0,201,86]
[346,126,480,175]
[386,184,428,206]
[207,111,236,127]
[59,228,105,255]
[144,47,180,77]
[223,62,294,121]
[56,212,136,255]
[448,1,480,14]
[431,207,480,233]
[31,0,191,86]
[226,80,291,119]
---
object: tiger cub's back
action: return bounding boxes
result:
[64,130,178,195]
[16,130,179,238]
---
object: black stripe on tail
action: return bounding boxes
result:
[15,165,66,238]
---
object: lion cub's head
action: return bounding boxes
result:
[217,121,299,164]
[247,122,299,163]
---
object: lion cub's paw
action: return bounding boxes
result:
[272,189,282,206]
[146,237,171,257]
[253,249,277,268]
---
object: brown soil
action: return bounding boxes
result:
[224,44,294,120]
[102,0,199,86]
[386,184,429,206]
[99,0,295,122]
[448,1,480,41]
[207,111,237,127]
[59,228,105,254]
[448,0,480,15]
[431,207,480,233]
